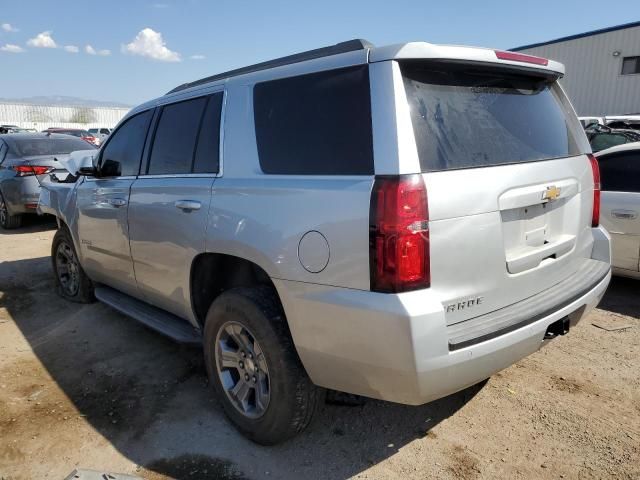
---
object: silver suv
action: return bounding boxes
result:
[40,39,612,444]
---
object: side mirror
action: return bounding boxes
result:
[77,166,99,176]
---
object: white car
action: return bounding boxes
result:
[597,142,640,278]
[87,127,112,144]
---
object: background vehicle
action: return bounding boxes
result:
[0,133,96,229]
[87,127,112,144]
[596,142,640,278]
[40,39,611,444]
[585,124,640,152]
[43,128,100,147]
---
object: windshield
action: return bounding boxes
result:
[401,62,586,171]
[13,137,96,156]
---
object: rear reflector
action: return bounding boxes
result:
[588,154,600,227]
[370,175,430,293]
[494,50,549,66]
[11,165,54,177]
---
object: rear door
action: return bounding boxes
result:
[76,109,153,296]
[597,149,640,272]
[128,92,223,322]
[399,61,595,325]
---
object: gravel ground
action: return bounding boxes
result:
[1,217,639,480]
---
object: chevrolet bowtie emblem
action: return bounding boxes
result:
[542,186,561,201]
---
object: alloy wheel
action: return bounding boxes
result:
[55,241,80,296]
[215,321,271,419]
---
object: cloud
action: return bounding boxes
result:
[122,28,180,62]
[64,45,79,53]
[27,31,57,48]
[1,23,19,33]
[190,54,205,60]
[0,43,25,53]
[85,44,111,56]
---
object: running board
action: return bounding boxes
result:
[94,285,202,345]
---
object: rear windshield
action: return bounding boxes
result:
[401,62,585,172]
[13,137,96,156]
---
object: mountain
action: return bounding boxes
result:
[0,95,131,108]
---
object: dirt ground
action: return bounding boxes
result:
[1,217,639,480]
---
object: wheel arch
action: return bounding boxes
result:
[190,252,285,328]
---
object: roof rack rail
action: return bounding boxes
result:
[166,39,373,95]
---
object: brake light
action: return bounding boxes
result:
[12,165,53,177]
[588,154,600,227]
[494,50,549,66]
[370,175,430,293]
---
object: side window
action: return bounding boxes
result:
[101,128,110,135]
[599,152,640,192]
[193,93,223,173]
[100,110,153,177]
[253,66,374,175]
[590,133,629,152]
[147,97,207,175]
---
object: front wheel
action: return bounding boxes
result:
[203,286,320,445]
[51,227,95,303]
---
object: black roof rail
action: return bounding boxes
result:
[166,39,373,95]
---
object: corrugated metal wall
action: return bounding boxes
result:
[517,25,640,116]
[0,103,130,131]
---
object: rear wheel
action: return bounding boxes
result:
[0,192,22,229]
[203,286,320,445]
[52,227,94,303]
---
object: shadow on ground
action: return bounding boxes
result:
[1,254,486,480]
[0,213,57,235]
[597,275,640,319]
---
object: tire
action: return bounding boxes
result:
[51,227,95,303]
[0,191,22,230]
[203,286,320,445]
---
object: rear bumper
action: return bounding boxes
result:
[276,226,611,405]
[1,177,40,214]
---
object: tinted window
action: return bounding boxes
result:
[254,66,373,175]
[622,57,640,75]
[147,97,207,175]
[101,129,110,135]
[599,151,640,192]
[590,133,630,152]
[193,93,223,173]
[13,137,95,156]
[401,62,584,172]
[100,110,153,177]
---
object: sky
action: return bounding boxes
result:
[0,0,637,106]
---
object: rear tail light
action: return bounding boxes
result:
[12,165,54,177]
[588,154,600,227]
[494,50,549,66]
[370,174,430,293]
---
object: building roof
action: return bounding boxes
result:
[512,21,640,51]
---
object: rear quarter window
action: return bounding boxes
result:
[253,66,374,175]
[401,62,585,172]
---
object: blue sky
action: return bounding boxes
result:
[0,0,637,105]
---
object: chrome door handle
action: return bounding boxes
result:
[108,198,127,207]
[175,200,201,211]
[611,209,637,220]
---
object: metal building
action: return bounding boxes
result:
[0,102,130,132]
[512,21,640,116]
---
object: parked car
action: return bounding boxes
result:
[0,124,25,134]
[585,124,640,152]
[39,39,611,444]
[0,133,96,229]
[43,128,100,147]
[596,142,640,278]
[87,127,112,144]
